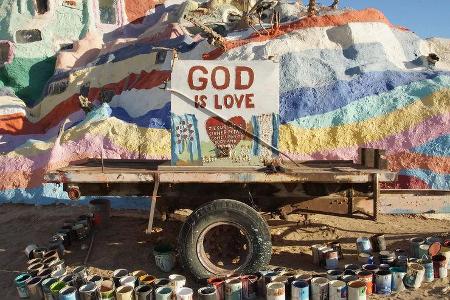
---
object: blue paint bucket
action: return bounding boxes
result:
[409,237,425,258]
[59,286,78,300]
[42,277,58,300]
[375,270,392,294]
[421,258,434,282]
[356,237,372,254]
[15,273,32,299]
[291,280,309,300]
[389,267,406,292]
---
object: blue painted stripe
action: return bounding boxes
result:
[280,70,450,123]
[110,102,170,129]
[288,75,450,128]
[411,135,450,157]
[399,169,450,190]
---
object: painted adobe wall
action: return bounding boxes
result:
[0,2,449,212]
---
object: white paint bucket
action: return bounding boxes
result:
[389,267,406,292]
[153,246,176,273]
[291,280,309,300]
[329,280,347,300]
[421,258,434,282]
[347,280,366,300]
[169,274,186,293]
[439,246,450,269]
[266,282,285,300]
[155,287,173,300]
[403,263,425,289]
[116,285,134,300]
[374,270,392,295]
[356,237,372,254]
[176,287,193,300]
[225,278,242,300]
[311,277,329,300]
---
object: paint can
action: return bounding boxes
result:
[134,285,153,300]
[48,235,65,256]
[155,286,173,300]
[153,244,176,273]
[421,258,434,282]
[36,267,52,280]
[131,271,147,287]
[27,257,42,266]
[116,285,134,300]
[374,270,391,295]
[120,275,136,288]
[207,277,225,300]
[432,254,448,278]
[319,247,333,267]
[43,249,59,260]
[439,246,450,269]
[27,262,44,276]
[356,237,372,254]
[409,237,425,258]
[139,275,156,286]
[428,242,442,257]
[379,251,395,265]
[51,267,67,279]
[310,277,329,300]
[25,244,39,259]
[356,270,373,295]
[41,278,57,300]
[198,286,218,300]
[89,198,111,227]
[26,276,44,300]
[87,275,103,288]
[362,264,378,273]
[370,234,386,252]
[48,258,65,272]
[261,272,280,296]
[326,269,343,281]
[389,267,406,292]
[330,241,344,260]
[295,274,312,283]
[325,250,339,270]
[403,262,425,289]
[43,255,58,267]
[357,253,372,265]
[60,274,75,286]
[291,280,308,300]
[33,247,47,259]
[113,269,129,287]
[154,278,171,289]
[311,244,325,265]
[282,271,297,299]
[418,244,430,259]
[266,282,285,300]
[328,280,346,300]
[14,273,31,299]
[341,275,358,283]
[176,287,193,300]
[99,280,116,299]
[59,286,78,300]
[347,280,366,300]
[79,282,99,300]
[169,274,186,293]
[73,265,88,288]
[50,281,66,298]
[241,274,257,299]
[225,278,242,300]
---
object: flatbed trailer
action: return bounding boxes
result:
[45,149,396,279]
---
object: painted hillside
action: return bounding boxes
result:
[0,1,449,209]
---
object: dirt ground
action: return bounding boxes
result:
[0,204,449,299]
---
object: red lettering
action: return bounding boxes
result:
[211,66,230,90]
[235,66,254,90]
[188,66,208,90]
[194,94,207,108]
[245,93,255,108]
[214,94,222,109]
[234,94,245,108]
[223,94,234,109]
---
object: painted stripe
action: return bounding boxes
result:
[388,152,450,174]
[287,75,450,127]
[110,102,170,129]
[279,89,450,154]
[109,88,169,118]
[399,169,450,190]
[204,8,398,59]
[381,175,430,189]
[411,135,450,157]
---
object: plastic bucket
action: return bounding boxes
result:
[421,258,434,282]
[154,245,176,273]
[329,280,347,300]
[291,280,309,300]
[432,254,448,278]
[403,263,425,289]
[347,280,366,300]
[439,246,450,269]
[375,270,391,295]
[389,267,405,292]
[356,237,372,254]
[89,198,111,228]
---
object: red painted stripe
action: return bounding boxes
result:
[203,8,396,60]
[0,70,171,135]
[388,152,450,174]
[381,175,429,189]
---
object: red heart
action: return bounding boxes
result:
[205,116,246,156]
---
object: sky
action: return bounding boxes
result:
[329,0,450,38]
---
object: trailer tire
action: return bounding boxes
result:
[178,199,272,280]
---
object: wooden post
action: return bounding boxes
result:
[146,174,160,234]
[372,173,379,221]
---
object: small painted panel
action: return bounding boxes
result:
[170,60,279,166]
[0,40,14,66]
[15,29,42,44]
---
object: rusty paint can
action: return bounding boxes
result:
[207,277,225,300]
[329,279,347,300]
[241,275,257,299]
[347,280,366,300]
[356,270,373,295]
[310,277,329,300]
[198,286,218,300]
[319,247,333,267]
[325,250,339,270]
[266,282,285,300]
[330,241,344,260]
[432,254,448,278]
[311,244,325,265]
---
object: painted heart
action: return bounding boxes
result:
[205,116,246,154]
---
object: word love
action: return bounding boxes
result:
[188,65,256,110]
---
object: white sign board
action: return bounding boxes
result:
[170,60,279,166]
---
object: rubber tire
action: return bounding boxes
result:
[177,199,272,280]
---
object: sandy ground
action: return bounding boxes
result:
[0,204,449,299]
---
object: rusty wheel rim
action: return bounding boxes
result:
[197,221,252,275]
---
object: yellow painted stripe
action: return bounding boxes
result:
[279,89,450,154]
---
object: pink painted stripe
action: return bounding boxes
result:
[283,112,450,160]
